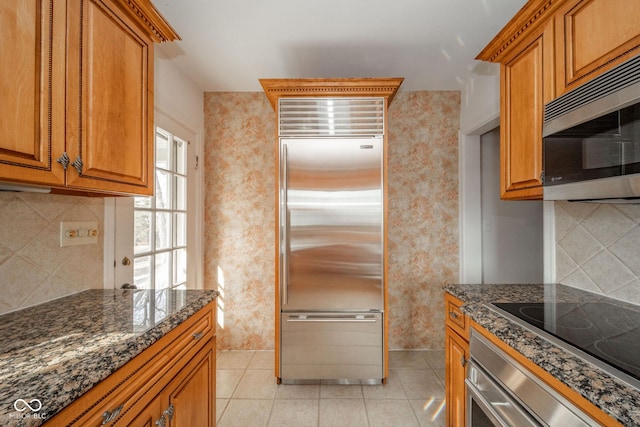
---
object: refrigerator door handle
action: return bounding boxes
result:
[285,314,378,323]
[281,143,289,306]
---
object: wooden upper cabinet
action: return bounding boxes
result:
[499,22,554,200]
[478,0,640,201]
[66,0,155,195]
[0,0,179,196]
[555,0,640,95]
[0,0,66,187]
[477,0,560,201]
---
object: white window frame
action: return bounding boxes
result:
[134,127,188,289]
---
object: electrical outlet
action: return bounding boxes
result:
[60,221,99,247]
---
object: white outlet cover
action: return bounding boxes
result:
[60,221,99,247]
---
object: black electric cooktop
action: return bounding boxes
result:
[491,301,640,387]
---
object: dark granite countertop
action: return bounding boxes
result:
[0,288,218,427]
[444,283,640,427]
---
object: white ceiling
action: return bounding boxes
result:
[152,0,527,92]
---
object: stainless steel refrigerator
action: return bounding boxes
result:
[279,136,384,383]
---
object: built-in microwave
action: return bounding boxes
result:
[543,53,640,202]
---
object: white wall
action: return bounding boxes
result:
[460,62,500,135]
[481,128,543,283]
[459,62,546,284]
[458,63,501,283]
[154,47,204,132]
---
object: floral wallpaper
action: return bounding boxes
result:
[204,91,460,350]
[387,91,460,349]
[204,93,276,350]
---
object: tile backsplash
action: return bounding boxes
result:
[555,201,640,304]
[0,192,104,315]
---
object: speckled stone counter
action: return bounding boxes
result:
[0,288,218,427]
[445,283,640,427]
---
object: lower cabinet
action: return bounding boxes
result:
[444,293,469,427]
[46,301,216,426]
[127,345,216,427]
[163,346,216,427]
[445,329,468,427]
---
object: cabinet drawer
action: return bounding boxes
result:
[445,293,469,340]
[281,312,383,381]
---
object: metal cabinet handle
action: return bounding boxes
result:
[163,403,175,420]
[155,414,166,427]
[461,356,467,367]
[102,404,123,425]
[56,152,70,170]
[72,155,84,175]
[193,332,204,340]
[449,311,459,319]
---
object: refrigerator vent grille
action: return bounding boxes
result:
[279,98,384,136]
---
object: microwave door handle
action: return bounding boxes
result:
[281,143,288,306]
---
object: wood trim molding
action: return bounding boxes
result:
[476,0,559,63]
[259,78,404,111]
[119,0,181,43]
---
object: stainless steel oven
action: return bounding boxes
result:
[466,329,598,427]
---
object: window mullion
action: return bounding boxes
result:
[134,126,188,291]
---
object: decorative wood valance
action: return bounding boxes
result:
[259,77,404,111]
[120,0,181,43]
[475,0,558,62]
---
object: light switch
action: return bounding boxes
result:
[60,221,99,247]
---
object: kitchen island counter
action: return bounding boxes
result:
[0,288,217,426]
[445,283,640,427]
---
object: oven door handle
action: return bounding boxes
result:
[466,378,511,427]
[466,361,541,427]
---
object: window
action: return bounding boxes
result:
[133,127,188,290]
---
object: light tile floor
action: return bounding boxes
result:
[216,350,446,427]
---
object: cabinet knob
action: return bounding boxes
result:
[449,311,459,320]
[56,152,70,170]
[193,332,204,340]
[163,403,175,420]
[155,414,166,427]
[102,404,123,425]
[72,155,84,175]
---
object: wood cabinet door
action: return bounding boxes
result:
[167,346,216,427]
[0,0,66,187]
[65,0,154,195]
[445,329,468,427]
[126,399,162,427]
[500,21,554,200]
[556,0,640,95]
